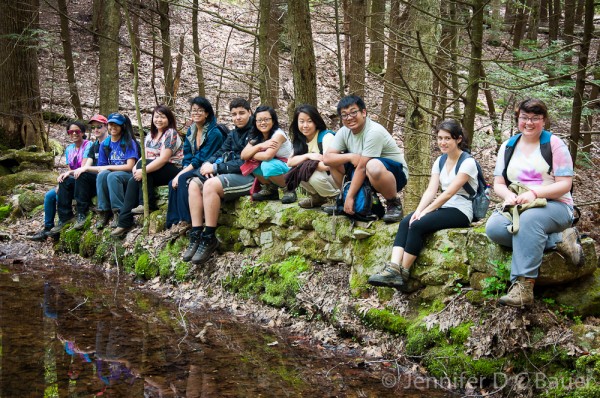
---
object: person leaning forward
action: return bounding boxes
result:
[323,95,409,223]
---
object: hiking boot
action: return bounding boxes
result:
[191,235,218,264]
[556,227,584,266]
[131,205,145,215]
[49,217,75,234]
[29,228,51,242]
[110,210,120,229]
[382,197,403,223]
[73,213,87,231]
[299,193,328,209]
[252,184,279,201]
[182,229,202,262]
[281,188,297,204]
[110,226,131,238]
[367,263,410,289]
[322,205,340,216]
[498,277,535,307]
[95,211,112,229]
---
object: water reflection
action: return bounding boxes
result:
[0,263,449,397]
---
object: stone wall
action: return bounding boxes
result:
[214,197,598,315]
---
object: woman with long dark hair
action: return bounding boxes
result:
[286,104,338,208]
[166,96,224,230]
[112,104,183,236]
[240,105,294,202]
[368,119,477,290]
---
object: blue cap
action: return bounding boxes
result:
[107,113,126,126]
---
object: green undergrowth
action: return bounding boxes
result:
[224,255,311,312]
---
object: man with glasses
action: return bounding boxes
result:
[183,98,254,264]
[324,95,409,223]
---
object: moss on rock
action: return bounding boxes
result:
[0,170,58,194]
[135,252,159,279]
[79,229,99,258]
[359,308,410,335]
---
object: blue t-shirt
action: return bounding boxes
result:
[97,138,139,166]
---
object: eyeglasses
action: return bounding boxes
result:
[340,109,361,120]
[191,108,206,114]
[518,116,544,123]
[67,130,82,135]
[256,118,272,124]
[90,125,104,130]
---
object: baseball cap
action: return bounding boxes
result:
[89,114,108,124]
[107,113,126,126]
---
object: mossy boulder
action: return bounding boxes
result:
[233,197,278,230]
[571,325,600,354]
[14,190,45,213]
[536,237,597,286]
[544,269,600,317]
[79,228,99,258]
[312,214,354,243]
[135,252,159,279]
[148,210,166,234]
[0,170,58,194]
[0,148,54,171]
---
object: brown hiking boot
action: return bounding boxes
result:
[382,197,403,223]
[498,277,535,307]
[556,227,584,266]
[367,263,410,289]
[299,193,328,209]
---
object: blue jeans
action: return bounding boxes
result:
[485,201,573,281]
[44,188,58,229]
[96,170,131,212]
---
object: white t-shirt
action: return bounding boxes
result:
[272,128,293,159]
[432,154,478,221]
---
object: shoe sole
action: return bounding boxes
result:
[367,278,404,289]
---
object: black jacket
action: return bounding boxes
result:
[206,121,252,175]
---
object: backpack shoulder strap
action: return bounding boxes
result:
[438,153,448,172]
[317,129,334,154]
[102,137,112,159]
[457,152,476,197]
[502,133,522,185]
[539,130,553,172]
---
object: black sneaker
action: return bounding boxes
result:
[191,235,218,265]
[322,205,341,216]
[281,189,297,204]
[382,197,403,223]
[49,217,74,234]
[95,211,112,229]
[73,213,87,230]
[29,228,51,242]
[252,184,279,201]
[182,230,202,262]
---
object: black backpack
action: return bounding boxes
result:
[439,151,489,221]
[216,123,230,140]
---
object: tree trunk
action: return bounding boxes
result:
[342,0,351,86]
[563,0,576,64]
[568,0,594,161]
[192,0,206,97]
[334,0,345,97]
[258,0,281,107]
[526,0,540,42]
[575,0,585,24]
[0,0,47,150]
[548,0,560,42]
[402,0,440,213]
[449,1,461,119]
[486,0,502,46]
[511,0,528,49]
[348,0,366,96]
[158,0,175,106]
[582,45,599,154]
[504,0,516,28]
[380,0,405,132]
[462,0,484,144]
[99,0,121,116]
[57,0,83,119]
[540,0,548,25]
[433,2,452,123]
[92,0,103,45]
[287,0,317,108]
[367,0,385,74]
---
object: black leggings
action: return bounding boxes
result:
[394,207,470,255]
[118,160,181,228]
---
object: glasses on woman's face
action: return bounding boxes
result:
[67,130,82,135]
[518,115,544,123]
[256,118,272,125]
[191,108,205,114]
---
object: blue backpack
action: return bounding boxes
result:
[317,129,335,154]
[439,151,489,221]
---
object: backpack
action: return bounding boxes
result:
[216,123,230,140]
[333,168,385,222]
[501,129,580,225]
[317,129,335,154]
[439,151,489,222]
[502,130,552,186]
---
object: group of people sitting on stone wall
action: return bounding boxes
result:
[29,95,584,307]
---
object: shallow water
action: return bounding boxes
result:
[0,260,450,397]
